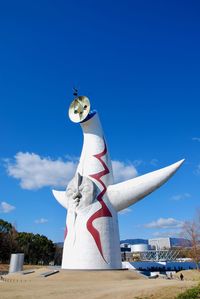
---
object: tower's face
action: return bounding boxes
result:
[66,174,97,212]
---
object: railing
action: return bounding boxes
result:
[138,250,180,261]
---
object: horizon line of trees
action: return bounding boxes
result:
[0,219,62,265]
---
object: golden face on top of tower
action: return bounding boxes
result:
[68,96,90,123]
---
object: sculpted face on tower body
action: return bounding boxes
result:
[52,95,184,270]
[66,174,97,212]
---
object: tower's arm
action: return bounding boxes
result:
[52,190,67,209]
[107,159,185,212]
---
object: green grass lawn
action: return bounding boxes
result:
[176,284,200,299]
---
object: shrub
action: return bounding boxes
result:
[176,284,200,299]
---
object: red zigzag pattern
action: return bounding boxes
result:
[87,142,112,262]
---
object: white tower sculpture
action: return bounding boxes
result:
[53,95,184,270]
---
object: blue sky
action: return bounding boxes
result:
[0,0,200,242]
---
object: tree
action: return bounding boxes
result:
[54,245,63,265]
[17,232,55,264]
[0,219,12,234]
[17,232,34,263]
[182,218,200,269]
[0,219,18,262]
[0,219,56,265]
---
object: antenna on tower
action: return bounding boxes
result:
[73,87,78,97]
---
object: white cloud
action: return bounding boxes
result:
[150,158,159,167]
[0,201,15,213]
[195,164,200,175]
[152,230,181,238]
[133,160,144,167]
[35,218,48,224]
[192,137,200,142]
[6,152,78,190]
[118,208,132,215]
[112,160,137,183]
[5,152,138,190]
[170,193,191,201]
[144,218,184,229]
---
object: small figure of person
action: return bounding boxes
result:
[180,273,184,281]
[170,272,173,279]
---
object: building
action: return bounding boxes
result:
[148,238,191,250]
[148,238,171,250]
